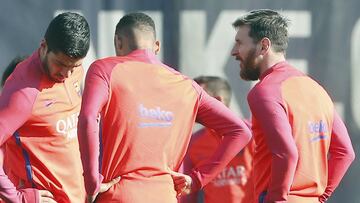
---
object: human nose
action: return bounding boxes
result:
[61,69,72,79]
[231,45,237,56]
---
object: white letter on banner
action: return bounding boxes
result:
[180,10,246,78]
[351,18,360,129]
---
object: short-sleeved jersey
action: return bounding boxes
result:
[187,128,254,203]
[78,50,251,203]
[0,50,85,203]
[248,61,352,202]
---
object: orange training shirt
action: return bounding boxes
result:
[248,61,354,202]
[0,50,85,203]
[78,49,252,203]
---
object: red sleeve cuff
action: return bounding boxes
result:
[85,173,104,196]
[189,170,202,192]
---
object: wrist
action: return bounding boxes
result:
[189,172,201,192]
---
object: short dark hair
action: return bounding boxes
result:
[44,12,90,58]
[233,9,289,53]
[194,76,232,106]
[2,55,27,87]
[115,12,156,49]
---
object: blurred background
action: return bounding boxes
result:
[1,0,359,202]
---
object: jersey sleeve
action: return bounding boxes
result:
[319,110,355,202]
[78,61,110,195]
[248,90,298,202]
[0,83,39,202]
[179,134,199,203]
[190,83,252,190]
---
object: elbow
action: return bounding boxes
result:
[284,139,299,163]
[238,120,252,143]
[348,147,356,163]
[339,144,356,163]
[287,143,299,160]
[288,146,299,167]
[78,112,98,132]
[279,145,299,165]
[288,148,299,164]
[233,125,252,148]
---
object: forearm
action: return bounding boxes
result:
[78,61,110,195]
[0,147,38,202]
[266,150,298,202]
[78,114,101,195]
[320,111,355,202]
[319,154,354,202]
[248,96,298,202]
[190,130,251,189]
[0,91,37,202]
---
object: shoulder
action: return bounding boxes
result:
[88,56,139,77]
[2,53,42,100]
[248,81,280,105]
[248,65,305,104]
[89,57,115,71]
[156,64,201,99]
[12,54,42,86]
[1,76,39,110]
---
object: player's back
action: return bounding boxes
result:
[250,62,334,202]
[96,50,200,202]
[282,73,333,202]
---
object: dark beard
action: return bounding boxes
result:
[42,55,51,78]
[42,55,57,82]
[240,49,260,81]
[240,66,260,81]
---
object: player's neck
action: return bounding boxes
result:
[260,53,286,75]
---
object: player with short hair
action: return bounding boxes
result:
[0,12,90,202]
[181,76,254,203]
[231,9,355,202]
[78,12,252,203]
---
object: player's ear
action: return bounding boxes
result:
[39,39,48,58]
[214,95,225,104]
[259,37,271,55]
[114,34,122,55]
[154,40,160,55]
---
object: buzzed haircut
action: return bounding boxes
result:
[232,9,289,53]
[115,12,156,49]
[45,12,90,58]
[194,76,232,106]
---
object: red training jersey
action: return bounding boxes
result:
[78,49,252,203]
[248,61,355,202]
[183,127,254,203]
[0,50,86,203]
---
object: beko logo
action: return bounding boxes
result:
[138,104,174,127]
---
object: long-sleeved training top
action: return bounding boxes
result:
[248,61,355,203]
[78,49,252,203]
[0,50,86,203]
